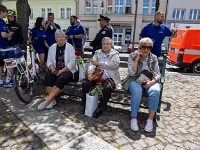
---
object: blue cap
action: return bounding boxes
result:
[98,15,110,21]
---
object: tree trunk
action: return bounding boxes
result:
[16,0,30,46]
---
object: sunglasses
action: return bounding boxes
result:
[141,46,152,50]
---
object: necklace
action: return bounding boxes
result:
[57,44,66,53]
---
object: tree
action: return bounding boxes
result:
[16,0,30,46]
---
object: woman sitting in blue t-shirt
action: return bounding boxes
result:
[28,17,49,71]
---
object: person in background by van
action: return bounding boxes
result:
[77,19,87,52]
[139,10,178,57]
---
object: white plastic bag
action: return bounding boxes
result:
[85,93,98,117]
[77,62,89,84]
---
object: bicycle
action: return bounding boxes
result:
[0,36,46,103]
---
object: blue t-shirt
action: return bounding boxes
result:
[46,23,61,46]
[0,18,9,48]
[140,23,172,57]
[29,28,46,54]
[66,24,85,48]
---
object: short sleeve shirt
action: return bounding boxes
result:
[0,18,9,48]
[46,23,61,46]
[29,28,46,54]
[140,23,172,57]
[66,24,85,48]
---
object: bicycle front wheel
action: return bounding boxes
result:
[14,64,33,103]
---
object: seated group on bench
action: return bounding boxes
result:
[38,30,161,133]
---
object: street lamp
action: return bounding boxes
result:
[101,0,104,15]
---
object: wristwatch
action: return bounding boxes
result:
[73,35,75,38]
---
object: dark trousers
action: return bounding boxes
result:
[45,70,73,89]
[81,78,113,110]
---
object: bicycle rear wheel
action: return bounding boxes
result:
[14,63,33,103]
[35,59,45,83]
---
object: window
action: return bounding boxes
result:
[151,0,156,15]
[126,0,132,6]
[107,0,112,13]
[30,8,33,19]
[113,28,123,46]
[125,0,132,14]
[172,9,185,20]
[60,7,72,19]
[189,9,200,20]
[66,8,71,19]
[142,0,149,15]
[40,8,51,18]
[85,28,89,39]
[93,0,98,14]
[85,0,91,14]
[115,0,124,14]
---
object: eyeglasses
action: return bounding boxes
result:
[141,46,152,50]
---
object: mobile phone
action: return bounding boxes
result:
[53,70,58,74]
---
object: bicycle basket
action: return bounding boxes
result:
[0,46,23,59]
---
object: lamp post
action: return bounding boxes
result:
[101,0,104,15]
[132,0,138,52]
[155,0,160,12]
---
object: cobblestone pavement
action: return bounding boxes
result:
[1,68,200,150]
[0,100,50,150]
[54,68,200,150]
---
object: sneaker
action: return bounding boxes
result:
[130,118,139,131]
[0,83,3,88]
[46,100,57,109]
[144,119,153,132]
[3,82,13,88]
[38,103,46,111]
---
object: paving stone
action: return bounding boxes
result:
[145,138,158,146]
[18,142,30,150]
[7,138,17,147]
[148,146,158,150]
[155,144,165,150]
[2,146,10,150]
[178,128,188,133]
[120,144,134,150]
[1,141,9,147]
[164,145,177,150]
[135,139,147,147]
[155,136,166,144]
[15,135,28,144]
[188,121,196,127]
[116,137,129,145]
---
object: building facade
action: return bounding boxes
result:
[166,0,200,29]
[78,0,168,47]
[2,0,77,30]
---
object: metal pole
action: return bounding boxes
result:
[132,0,138,52]
[155,0,160,12]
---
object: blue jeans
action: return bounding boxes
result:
[128,81,161,117]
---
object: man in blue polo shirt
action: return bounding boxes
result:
[66,15,85,53]
[140,10,177,57]
[44,12,60,63]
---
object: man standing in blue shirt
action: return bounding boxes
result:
[66,15,85,53]
[140,10,177,57]
[0,5,14,88]
[44,12,60,63]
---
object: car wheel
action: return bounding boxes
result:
[189,60,200,74]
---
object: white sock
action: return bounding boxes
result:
[0,80,3,84]
[6,77,11,83]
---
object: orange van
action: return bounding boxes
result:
[167,28,200,73]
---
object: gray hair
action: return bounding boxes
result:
[102,37,112,45]
[139,37,154,48]
[55,29,65,37]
